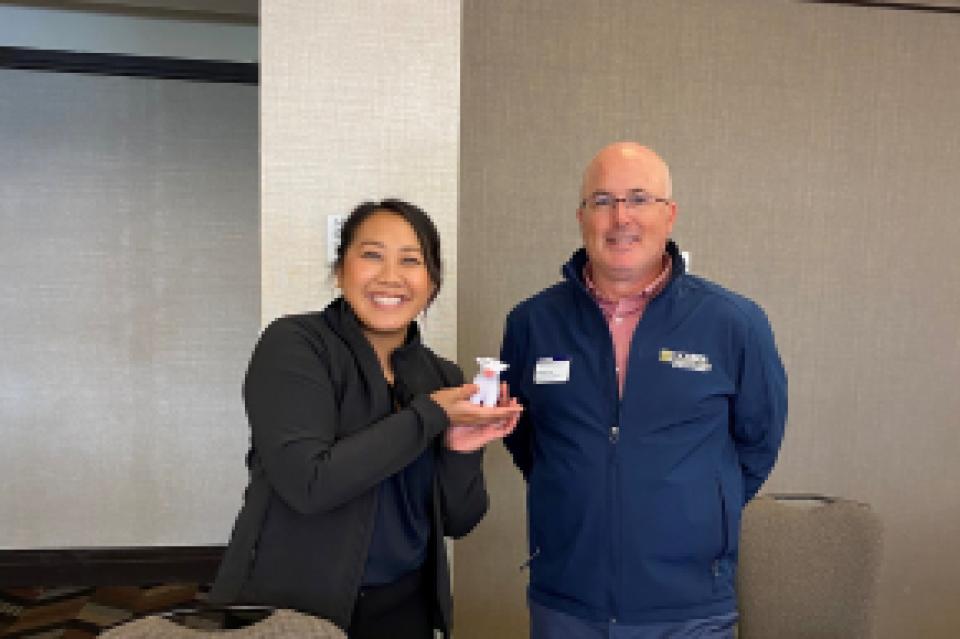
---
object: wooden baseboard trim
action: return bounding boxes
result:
[0,546,225,587]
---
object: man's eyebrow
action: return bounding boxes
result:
[589,188,651,195]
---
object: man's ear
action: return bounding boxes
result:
[665,201,678,232]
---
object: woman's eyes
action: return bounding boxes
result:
[359,251,423,266]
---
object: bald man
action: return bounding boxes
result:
[500,143,787,638]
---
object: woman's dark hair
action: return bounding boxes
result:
[333,199,443,303]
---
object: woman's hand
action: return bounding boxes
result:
[436,382,523,453]
[430,383,521,426]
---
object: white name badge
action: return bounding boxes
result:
[534,358,570,384]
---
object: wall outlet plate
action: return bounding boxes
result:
[327,214,345,264]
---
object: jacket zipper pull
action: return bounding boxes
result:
[519,547,541,571]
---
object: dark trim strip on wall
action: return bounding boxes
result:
[802,0,960,14]
[0,546,225,587]
[0,46,258,84]
[0,0,258,25]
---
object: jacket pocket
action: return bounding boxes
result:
[519,546,541,571]
[711,476,736,596]
[716,476,729,559]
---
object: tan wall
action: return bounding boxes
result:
[456,1,960,637]
[261,0,460,358]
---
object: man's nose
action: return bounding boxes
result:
[611,199,631,225]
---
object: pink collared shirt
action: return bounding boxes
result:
[583,255,672,397]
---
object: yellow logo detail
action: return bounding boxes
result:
[659,348,712,373]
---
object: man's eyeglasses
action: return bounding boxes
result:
[580,190,670,213]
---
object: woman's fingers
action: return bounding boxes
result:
[449,401,521,425]
[444,418,519,452]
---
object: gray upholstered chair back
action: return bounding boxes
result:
[99,608,347,638]
[737,494,883,639]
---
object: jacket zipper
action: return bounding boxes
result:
[569,264,651,624]
[609,331,621,624]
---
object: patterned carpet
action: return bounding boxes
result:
[0,584,212,638]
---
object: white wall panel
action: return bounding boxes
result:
[261,0,460,360]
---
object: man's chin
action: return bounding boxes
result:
[605,267,644,283]
[596,260,662,287]
[599,260,645,278]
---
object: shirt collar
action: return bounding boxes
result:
[583,253,672,310]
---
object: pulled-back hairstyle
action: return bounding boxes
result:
[333,199,443,303]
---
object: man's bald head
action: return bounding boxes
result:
[580,142,672,202]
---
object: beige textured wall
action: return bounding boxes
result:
[457,1,960,637]
[261,0,460,358]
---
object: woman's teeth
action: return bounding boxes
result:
[372,295,403,306]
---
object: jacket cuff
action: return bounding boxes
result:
[409,394,451,438]
[442,446,484,464]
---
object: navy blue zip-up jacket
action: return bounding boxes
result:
[501,241,787,624]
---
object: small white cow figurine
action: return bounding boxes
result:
[469,357,509,407]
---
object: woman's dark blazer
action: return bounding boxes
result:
[209,298,487,635]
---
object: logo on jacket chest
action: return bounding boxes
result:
[659,348,712,373]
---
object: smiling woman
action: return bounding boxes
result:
[208,199,522,639]
[334,201,442,373]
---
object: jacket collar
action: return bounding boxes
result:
[562,238,685,295]
[323,297,431,402]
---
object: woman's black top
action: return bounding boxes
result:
[209,298,487,636]
[361,384,435,586]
